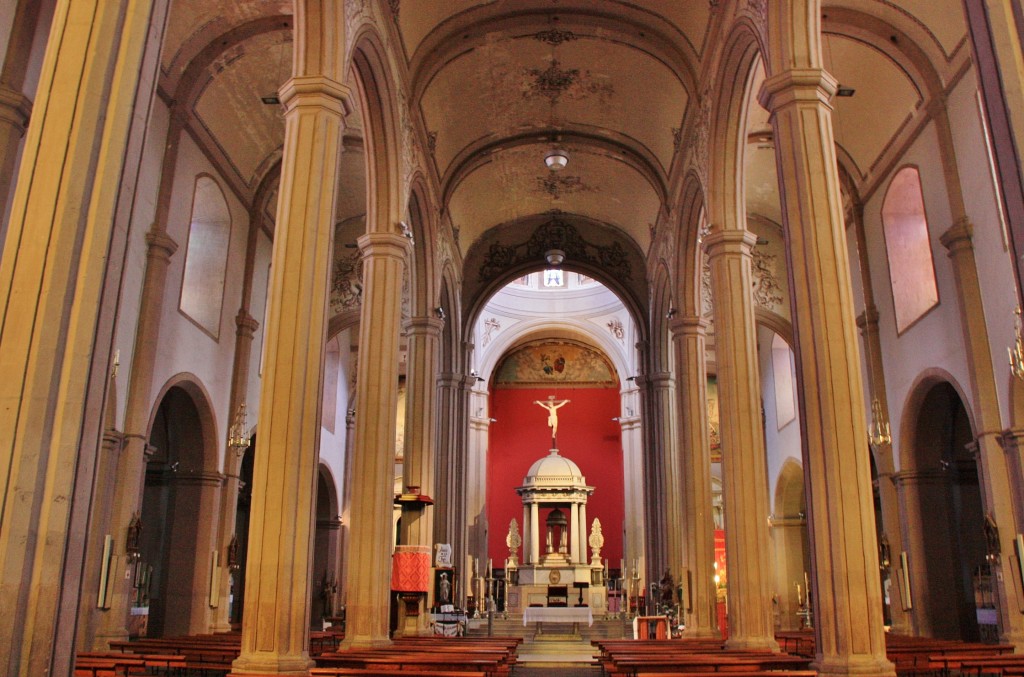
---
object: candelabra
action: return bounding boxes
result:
[1010,307,1024,381]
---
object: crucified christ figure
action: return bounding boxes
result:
[534,395,570,447]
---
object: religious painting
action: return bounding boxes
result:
[707,376,721,462]
[494,340,617,388]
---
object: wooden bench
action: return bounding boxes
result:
[311,669,487,677]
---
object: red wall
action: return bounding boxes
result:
[487,387,624,567]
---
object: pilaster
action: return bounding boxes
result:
[940,221,1024,645]
[671,316,719,638]
[760,64,892,676]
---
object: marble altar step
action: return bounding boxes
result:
[465,615,629,640]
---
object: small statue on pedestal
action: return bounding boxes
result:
[588,518,604,566]
[506,518,521,567]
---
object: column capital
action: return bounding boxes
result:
[144,230,178,260]
[647,371,674,387]
[404,316,445,337]
[757,67,838,113]
[280,75,353,117]
[235,310,259,337]
[669,315,709,338]
[893,468,948,486]
[702,228,758,260]
[358,231,412,261]
[0,84,31,131]
[939,217,974,255]
[856,306,880,331]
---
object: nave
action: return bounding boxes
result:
[4,1,1024,677]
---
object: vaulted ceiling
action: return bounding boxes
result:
[158,0,969,282]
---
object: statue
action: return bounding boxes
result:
[438,572,451,604]
[659,569,676,607]
[506,518,521,567]
[534,395,570,446]
[588,518,604,566]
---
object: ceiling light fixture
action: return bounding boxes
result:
[545,148,569,171]
[544,249,565,267]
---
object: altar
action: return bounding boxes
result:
[523,606,593,638]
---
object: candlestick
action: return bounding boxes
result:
[796,583,803,605]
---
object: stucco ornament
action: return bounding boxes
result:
[506,518,522,567]
[588,518,604,565]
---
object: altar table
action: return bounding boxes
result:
[523,606,593,637]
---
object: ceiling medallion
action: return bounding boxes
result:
[525,60,580,104]
[532,29,579,46]
[536,174,592,200]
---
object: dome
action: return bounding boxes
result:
[521,449,587,489]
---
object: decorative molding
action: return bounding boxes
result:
[743,0,768,29]
[330,248,363,315]
[523,59,614,106]
[606,318,625,341]
[478,212,632,283]
[751,247,784,310]
[482,317,501,347]
[700,254,713,317]
[532,29,579,46]
[536,173,594,199]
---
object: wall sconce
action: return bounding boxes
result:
[110,349,120,380]
[1010,307,1024,381]
[228,402,250,456]
[434,306,446,320]
[125,513,142,563]
[666,307,677,320]
[867,397,891,448]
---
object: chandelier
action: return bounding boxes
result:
[868,397,891,448]
[228,402,250,454]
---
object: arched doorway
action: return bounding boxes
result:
[140,384,218,637]
[311,464,340,626]
[771,459,810,631]
[901,381,987,640]
[229,444,254,627]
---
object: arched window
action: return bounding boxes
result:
[881,167,939,333]
[179,176,231,338]
[772,333,796,428]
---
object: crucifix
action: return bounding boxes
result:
[534,395,570,447]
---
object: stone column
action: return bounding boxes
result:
[231,2,351,670]
[100,102,187,646]
[703,229,777,651]
[619,411,647,581]
[760,66,891,675]
[671,316,719,638]
[649,371,682,581]
[940,221,1024,644]
[0,0,162,672]
[1002,429,1024,530]
[340,233,409,649]
[399,316,443,631]
[0,0,42,247]
[434,372,471,602]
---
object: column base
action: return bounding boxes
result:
[999,628,1024,652]
[338,636,394,650]
[724,635,780,652]
[812,654,896,677]
[681,627,723,639]
[230,655,313,676]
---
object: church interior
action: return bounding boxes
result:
[3,1,1024,676]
